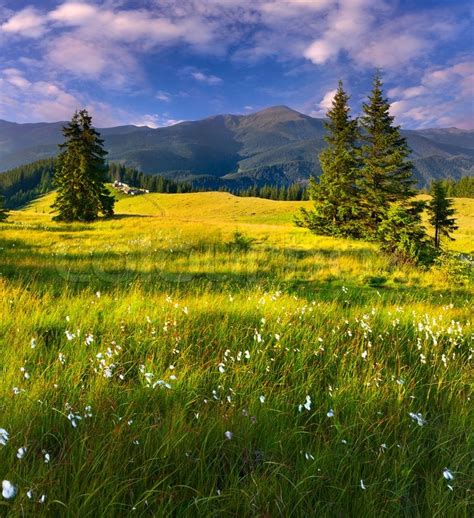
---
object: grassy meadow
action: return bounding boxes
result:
[0,192,473,517]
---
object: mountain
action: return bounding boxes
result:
[1,106,473,187]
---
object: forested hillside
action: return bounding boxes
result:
[1,107,473,187]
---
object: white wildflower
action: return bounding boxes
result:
[0,428,9,446]
[16,447,27,459]
[409,412,427,426]
[2,480,17,499]
[443,468,454,481]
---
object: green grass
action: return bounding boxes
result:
[0,192,472,517]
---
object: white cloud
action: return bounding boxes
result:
[0,67,175,127]
[303,1,458,71]
[309,88,337,117]
[156,91,171,102]
[388,59,474,129]
[0,7,47,38]
[191,71,223,85]
[131,114,182,128]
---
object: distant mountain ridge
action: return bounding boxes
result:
[1,106,473,187]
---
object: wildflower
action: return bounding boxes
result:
[218,363,225,374]
[31,338,37,349]
[39,494,46,504]
[12,387,21,395]
[44,452,50,463]
[58,353,66,365]
[2,480,16,499]
[259,395,265,404]
[85,334,94,346]
[224,431,233,440]
[67,412,82,428]
[409,412,427,426]
[443,468,454,481]
[27,490,33,499]
[327,409,334,418]
[96,291,101,298]
[65,330,75,341]
[298,395,312,412]
[16,447,27,459]
[0,428,9,446]
[360,480,366,490]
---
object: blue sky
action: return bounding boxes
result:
[0,0,472,128]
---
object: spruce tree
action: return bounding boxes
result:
[428,180,458,249]
[53,110,114,222]
[297,81,361,237]
[0,192,9,221]
[358,73,416,237]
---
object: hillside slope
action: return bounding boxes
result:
[1,106,473,187]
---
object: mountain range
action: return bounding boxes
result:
[1,106,473,187]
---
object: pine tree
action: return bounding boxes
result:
[297,81,361,237]
[0,192,9,221]
[359,73,416,237]
[53,110,115,222]
[428,180,458,249]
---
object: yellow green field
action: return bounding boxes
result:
[0,192,472,516]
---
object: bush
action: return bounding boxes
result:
[377,202,436,266]
[433,252,473,285]
[226,231,255,252]
[363,275,387,288]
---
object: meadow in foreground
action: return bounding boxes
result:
[0,192,473,517]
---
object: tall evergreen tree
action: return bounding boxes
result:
[0,192,9,221]
[358,73,416,237]
[428,180,458,249]
[53,110,114,222]
[297,81,361,236]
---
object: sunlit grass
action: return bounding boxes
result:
[0,192,472,516]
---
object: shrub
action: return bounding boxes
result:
[227,231,255,252]
[377,202,436,266]
[433,252,473,285]
[363,275,387,288]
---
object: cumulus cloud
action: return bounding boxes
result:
[0,68,80,121]
[303,1,459,70]
[0,1,470,128]
[309,88,337,117]
[131,114,182,128]
[0,67,175,127]
[388,59,474,128]
[0,7,47,38]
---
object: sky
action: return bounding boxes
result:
[0,0,473,129]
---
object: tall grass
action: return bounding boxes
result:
[0,193,472,516]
